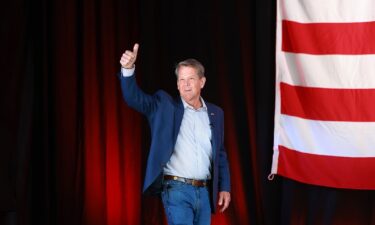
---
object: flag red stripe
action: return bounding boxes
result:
[281,82,375,121]
[278,145,375,189]
[282,20,375,54]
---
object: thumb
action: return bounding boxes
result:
[218,195,223,205]
[133,43,139,55]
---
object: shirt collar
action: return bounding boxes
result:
[181,97,208,111]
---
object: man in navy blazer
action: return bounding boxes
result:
[119,43,231,225]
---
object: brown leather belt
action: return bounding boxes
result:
[163,175,207,187]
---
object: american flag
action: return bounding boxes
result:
[272,0,375,189]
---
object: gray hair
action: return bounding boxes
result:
[175,58,205,78]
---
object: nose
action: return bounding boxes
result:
[182,80,190,87]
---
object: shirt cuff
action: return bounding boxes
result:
[121,66,135,77]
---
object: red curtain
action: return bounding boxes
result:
[76,0,258,223]
[42,0,259,224]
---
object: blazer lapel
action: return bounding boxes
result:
[173,97,184,144]
[207,104,218,161]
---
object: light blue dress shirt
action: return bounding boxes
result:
[163,98,212,180]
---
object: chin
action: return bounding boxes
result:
[181,96,189,101]
[182,96,193,102]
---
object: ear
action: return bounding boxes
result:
[200,77,206,89]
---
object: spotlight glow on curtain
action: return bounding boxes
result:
[272,0,375,190]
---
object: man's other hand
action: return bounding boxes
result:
[218,191,231,213]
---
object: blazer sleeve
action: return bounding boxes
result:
[118,72,157,116]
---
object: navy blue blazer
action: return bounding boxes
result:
[119,73,230,212]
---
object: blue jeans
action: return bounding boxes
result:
[161,180,211,225]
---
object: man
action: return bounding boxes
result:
[119,43,230,225]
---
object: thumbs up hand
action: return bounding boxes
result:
[120,43,139,69]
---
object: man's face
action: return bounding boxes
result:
[177,66,206,103]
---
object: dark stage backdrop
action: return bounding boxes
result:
[1,0,374,225]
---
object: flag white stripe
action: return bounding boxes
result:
[280,0,375,23]
[279,115,375,157]
[279,53,375,88]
